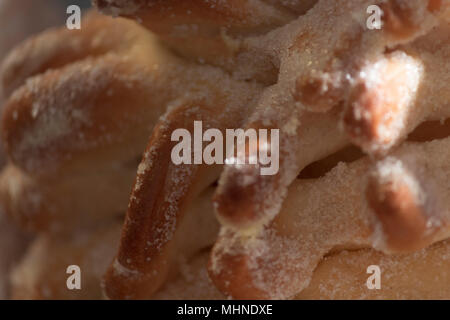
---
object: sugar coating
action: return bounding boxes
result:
[2,0,449,300]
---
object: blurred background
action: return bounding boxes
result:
[63,0,92,9]
[0,0,92,60]
[0,0,92,299]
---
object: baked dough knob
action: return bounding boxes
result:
[342,52,424,154]
[342,22,450,155]
[367,149,450,253]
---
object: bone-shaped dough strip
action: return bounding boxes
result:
[292,0,444,112]
[103,74,262,299]
[210,136,450,299]
[212,0,447,230]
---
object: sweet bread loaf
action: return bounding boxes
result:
[0,0,449,299]
[92,0,450,299]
